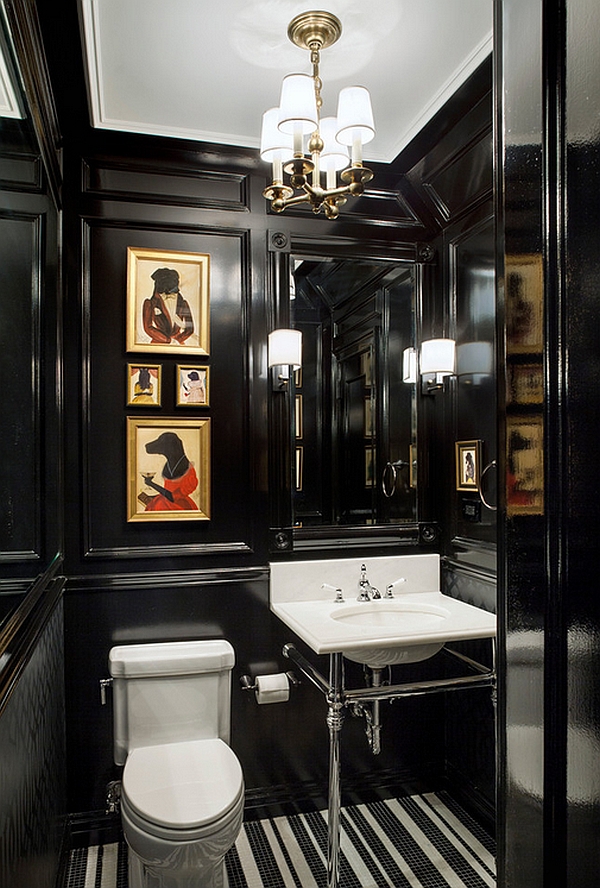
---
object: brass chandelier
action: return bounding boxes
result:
[260,10,375,220]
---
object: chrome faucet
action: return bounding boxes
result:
[357,563,380,601]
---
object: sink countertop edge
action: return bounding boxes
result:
[270,593,496,658]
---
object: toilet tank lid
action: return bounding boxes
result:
[109,640,235,677]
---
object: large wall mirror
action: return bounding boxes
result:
[269,240,421,552]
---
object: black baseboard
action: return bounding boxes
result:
[66,810,123,849]
[444,761,496,836]
[243,762,442,821]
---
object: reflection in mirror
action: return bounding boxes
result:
[289,256,417,539]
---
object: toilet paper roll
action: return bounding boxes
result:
[254,673,290,705]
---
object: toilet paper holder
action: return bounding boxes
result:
[239,671,299,693]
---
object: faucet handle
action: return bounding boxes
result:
[322,583,344,603]
[385,577,407,598]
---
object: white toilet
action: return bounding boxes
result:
[108,639,244,888]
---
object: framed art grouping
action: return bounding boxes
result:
[176,365,210,407]
[456,440,481,491]
[127,417,211,522]
[127,364,162,407]
[126,247,210,355]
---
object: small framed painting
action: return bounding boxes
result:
[127,417,211,522]
[176,365,210,407]
[456,440,481,492]
[295,446,303,491]
[365,446,375,488]
[126,246,210,355]
[127,364,162,407]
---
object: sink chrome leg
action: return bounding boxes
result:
[327,652,345,888]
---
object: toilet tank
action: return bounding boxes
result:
[109,639,235,766]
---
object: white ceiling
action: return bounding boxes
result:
[78,0,493,165]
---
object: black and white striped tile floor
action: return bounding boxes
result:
[63,791,495,888]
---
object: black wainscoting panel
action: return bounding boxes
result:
[0,598,66,888]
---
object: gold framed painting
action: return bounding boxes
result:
[176,365,210,407]
[127,417,211,521]
[507,414,544,516]
[365,446,375,488]
[295,446,303,491]
[126,247,210,355]
[456,440,481,491]
[508,362,544,405]
[409,443,417,489]
[127,364,162,407]
[505,254,543,354]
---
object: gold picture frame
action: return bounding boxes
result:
[506,254,543,354]
[456,440,481,491]
[176,365,210,407]
[127,417,211,521]
[295,446,303,491]
[409,443,417,489]
[365,446,375,488]
[507,414,544,516]
[126,247,210,355]
[127,364,162,407]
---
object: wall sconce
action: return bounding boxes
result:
[268,328,302,389]
[456,341,493,384]
[402,347,417,384]
[420,338,456,394]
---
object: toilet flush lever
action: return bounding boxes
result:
[99,677,112,705]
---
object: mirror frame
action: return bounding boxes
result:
[267,230,434,554]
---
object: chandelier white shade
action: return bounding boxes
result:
[336,86,375,162]
[278,74,318,136]
[260,11,375,220]
[260,108,293,163]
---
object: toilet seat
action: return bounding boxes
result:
[122,738,244,840]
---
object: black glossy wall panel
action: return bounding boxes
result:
[0,599,66,888]
[81,221,253,560]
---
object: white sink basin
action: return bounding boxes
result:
[270,555,496,669]
[327,600,451,666]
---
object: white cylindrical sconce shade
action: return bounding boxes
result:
[402,347,417,383]
[420,338,456,376]
[268,328,302,369]
[335,86,375,146]
[456,341,493,376]
[260,107,294,164]
[278,74,318,135]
